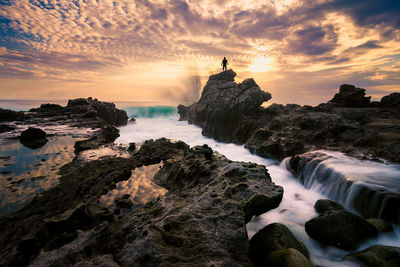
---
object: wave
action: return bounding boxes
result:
[123,106,178,118]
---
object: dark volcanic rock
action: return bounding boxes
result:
[244,193,283,223]
[74,125,120,154]
[381,92,400,107]
[249,223,310,266]
[343,245,400,267]
[0,138,284,266]
[67,97,128,126]
[19,127,48,149]
[305,210,378,250]
[314,199,345,214]
[366,218,394,233]
[115,194,134,209]
[179,72,400,163]
[329,84,371,107]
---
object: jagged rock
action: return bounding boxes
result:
[366,218,393,233]
[209,69,236,81]
[249,223,309,266]
[305,210,377,250]
[329,84,371,107]
[177,104,189,121]
[343,245,400,267]
[381,92,400,107]
[67,97,128,126]
[29,103,64,113]
[19,127,48,149]
[265,248,313,267]
[74,126,120,154]
[314,199,345,214]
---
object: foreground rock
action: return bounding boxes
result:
[305,203,377,250]
[19,127,48,149]
[0,138,283,266]
[344,245,400,266]
[179,70,400,163]
[249,223,310,266]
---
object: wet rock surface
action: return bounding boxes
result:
[179,70,400,163]
[305,205,378,250]
[343,245,400,267]
[0,138,283,266]
[249,223,310,266]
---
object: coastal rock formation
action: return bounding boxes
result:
[249,223,310,266]
[0,138,284,266]
[19,127,48,149]
[181,69,271,142]
[344,245,400,266]
[305,208,377,250]
[328,84,371,107]
[381,92,400,107]
[178,71,400,163]
[0,108,23,122]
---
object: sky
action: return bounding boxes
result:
[0,0,399,106]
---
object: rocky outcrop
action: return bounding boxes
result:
[0,108,24,122]
[0,138,284,266]
[344,245,400,267]
[328,84,371,107]
[305,207,377,250]
[249,223,310,266]
[366,218,393,233]
[381,92,400,107]
[178,71,400,163]
[314,199,345,214]
[19,127,48,149]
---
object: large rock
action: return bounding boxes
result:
[343,245,400,267]
[67,97,128,126]
[381,92,400,107]
[305,210,378,250]
[244,193,283,223]
[0,108,23,122]
[314,199,345,214]
[366,218,393,233]
[19,127,48,149]
[329,84,371,107]
[265,248,313,267]
[249,223,309,266]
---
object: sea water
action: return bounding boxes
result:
[116,108,400,267]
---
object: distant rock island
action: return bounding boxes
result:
[178,69,400,163]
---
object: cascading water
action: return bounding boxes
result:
[116,107,400,267]
[286,151,400,223]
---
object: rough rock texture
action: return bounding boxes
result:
[328,84,371,107]
[381,92,400,107]
[19,127,48,149]
[178,71,400,163]
[305,210,378,250]
[74,125,120,154]
[249,223,309,266]
[265,248,313,267]
[344,245,400,267]
[0,138,283,266]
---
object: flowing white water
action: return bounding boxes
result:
[116,113,400,267]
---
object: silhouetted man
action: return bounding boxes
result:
[222,57,228,71]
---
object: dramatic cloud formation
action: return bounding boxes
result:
[0,0,399,105]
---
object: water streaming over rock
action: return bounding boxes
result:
[116,107,400,267]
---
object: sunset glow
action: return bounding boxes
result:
[0,0,399,105]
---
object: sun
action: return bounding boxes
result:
[248,56,274,72]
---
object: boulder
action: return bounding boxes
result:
[265,248,313,267]
[209,69,236,81]
[343,245,400,267]
[305,210,378,250]
[244,194,283,223]
[19,127,48,149]
[366,218,393,233]
[249,223,309,266]
[328,84,371,107]
[115,194,134,209]
[314,199,345,214]
[0,124,15,133]
[381,92,400,107]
